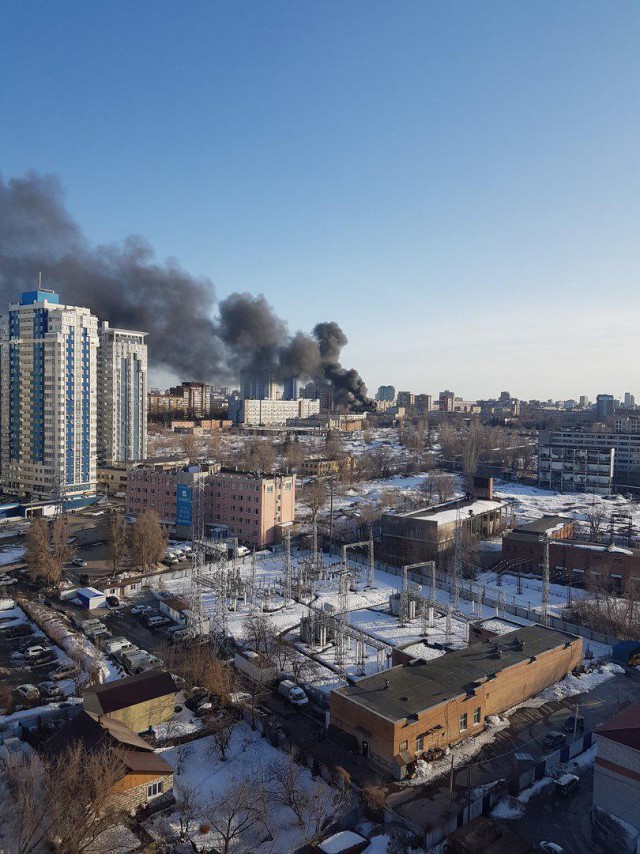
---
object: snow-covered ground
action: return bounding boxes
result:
[149,722,347,853]
[0,546,24,566]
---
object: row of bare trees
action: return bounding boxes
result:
[24,507,167,589]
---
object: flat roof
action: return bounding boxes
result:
[513,515,572,534]
[333,625,578,722]
[397,498,507,526]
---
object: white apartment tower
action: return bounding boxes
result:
[97,321,148,466]
[0,289,99,502]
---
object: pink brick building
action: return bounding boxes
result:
[126,464,295,548]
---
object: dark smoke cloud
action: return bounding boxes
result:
[0,171,371,408]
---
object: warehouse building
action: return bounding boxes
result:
[330,625,582,779]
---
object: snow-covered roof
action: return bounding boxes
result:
[318,830,367,853]
[406,499,507,526]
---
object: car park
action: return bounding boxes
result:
[543,730,566,751]
[562,715,585,734]
[15,683,40,702]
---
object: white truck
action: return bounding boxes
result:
[278,679,309,707]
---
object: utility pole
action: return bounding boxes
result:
[329,475,334,546]
[541,533,550,626]
[452,508,462,610]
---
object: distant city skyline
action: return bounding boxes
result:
[2,2,639,399]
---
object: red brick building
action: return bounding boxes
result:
[330,625,581,780]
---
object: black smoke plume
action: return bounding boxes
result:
[0,171,371,409]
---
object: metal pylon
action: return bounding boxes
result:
[452,508,462,610]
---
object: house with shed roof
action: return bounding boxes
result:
[83,670,176,734]
[593,701,640,834]
[330,625,582,779]
[43,710,173,814]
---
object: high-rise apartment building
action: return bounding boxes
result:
[376,385,396,402]
[396,391,414,408]
[0,289,99,502]
[241,370,275,400]
[283,377,301,400]
[596,394,616,419]
[97,321,148,466]
[439,390,455,412]
[623,392,636,409]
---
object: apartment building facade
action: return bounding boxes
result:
[229,397,320,426]
[97,321,148,466]
[538,429,640,493]
[0,289,99,502]
[126,463,296,546]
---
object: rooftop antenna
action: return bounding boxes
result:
[38,271,42,288]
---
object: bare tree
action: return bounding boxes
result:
[301,479,328,523]
[206,777,260,854]
[206,710,238,761]
[24,516,55,586]
[585,500,607,542]
[206,430,222,460]
[433,471,455,503]
[268,756,336,842]
[461,430,479,488]
[245,439,276,473]
[283,439,305,473]
[106,510,128,577]
[180,432,199,464]
[128,508,167,569]
[174,782,203,841]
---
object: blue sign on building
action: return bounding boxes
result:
[176,484,193,527]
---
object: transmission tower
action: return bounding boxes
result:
[283,531,293,603]
[445,603,453,643]
[399,566,410,627]
[541,533,550,626]
[334,569,350,666]
[367,526,375,588]
[452,508,462,610]
[249,549,257,611]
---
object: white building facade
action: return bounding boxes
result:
[97,321,148,466]
[0,289,99,502]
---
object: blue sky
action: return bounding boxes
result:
[2,1,639,399]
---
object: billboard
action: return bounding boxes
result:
[176,484,193,527]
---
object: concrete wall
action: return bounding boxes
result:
[84,693,175,733]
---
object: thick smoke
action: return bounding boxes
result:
[0,171,371,408]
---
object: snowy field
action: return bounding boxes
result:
[149,722,347,853]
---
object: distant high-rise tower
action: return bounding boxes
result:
[241,369,275,400]
[596,394,615,419]
[0,289,99,502]
[283,377,301,400]
[624,392,635,409]
[376,385,396,402]
[97,321,148,466]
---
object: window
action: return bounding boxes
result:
[415,735,424,752]
[399,740,408,752]
[459,713,468,731]
[147,781,163,799]
[473,707,481,725]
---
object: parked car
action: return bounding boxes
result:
[554,773,580,798]
[562,715,585,734]
[15,636,48,652]
[48,663,79,681]
[0,623,33,638]
[146,615,171,629]
[543,730,566,751]
[0,576,18,586]
[163,556,179,566]
[278,679,309,707]
[38,681,64,700]
[130,604,150,615]
[0,598,15,611]
[539,843,564,854]
[30,650,59,667]
[106,595,120,608]
[15,683,39,702]
[12,644,48,660]
[184,687,208,712]
[72,558,88,567]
